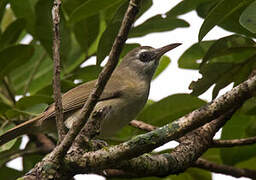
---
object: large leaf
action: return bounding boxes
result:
[0,18,25,50]
[178,41,215,70]
[0,123,18,152]
[35,0,71,58]
[137,94,206,126]
[220,114,256,165]
[9,0,36,35]
[199,0,254,41]
[239,0,256,33]
[96,1,127,64]
[201,34,256,66]
[0,45,34,80]
[73,65,102,83]
[129,15,189,38]
[74,14,99,53]
[0,166,23,179]
[0,0,8,24]
[70,0,123,24]
[166,0,212,17]
[153,56,171,80]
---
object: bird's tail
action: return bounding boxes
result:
[0,114,44,146]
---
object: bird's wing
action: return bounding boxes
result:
[45,76,124,118]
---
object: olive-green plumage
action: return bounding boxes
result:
[0,43,181,146]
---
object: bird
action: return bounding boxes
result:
[0,43,181,146]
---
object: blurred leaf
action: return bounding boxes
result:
[1,7,15,32]
[35,0,71,58]
[199,0,254,41]
[201,34,256,66]
[73,65,102,83]
[240,97,256,115]
[190,46,256,98]
[9,45,47,95]
[166,0,212,17]
[120,43,140,59]
[10,0,36,35]
[23,142,44,172]
[15,95,52,110]
[202,148,222,164]
[96,1,127,64]
[137,94,206,126]
[70,0,123,24]
[74,14,99,53]
[221,114,256,165]
[0,123,17,152]
[0,0,8,24]
[236,156,256,170]
[0,18,25,50]
[197,0,256,40]
[178,41,215,70]
[239,1,256,33]
[0,166,23,179]
[0,101,11,115]
[153,56,171,80]
[170,168,211,180]
[63,0,87,16]
[0,45,34,80]
[129,15,189,38]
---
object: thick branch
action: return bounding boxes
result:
[194,158,256,179]
[212,136,256,147]
[52,0,66,141]
[67,75,256,172]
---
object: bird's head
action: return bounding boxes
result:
[118,43,181,81]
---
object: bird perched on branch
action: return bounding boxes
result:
[0,43,181,146]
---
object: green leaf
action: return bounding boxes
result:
[129,15,189,38]
[137,94,206,126]
[96,1,127,64]
[35,0,71,58]
[220,114,256,165]
[0,0,8,24]
[170,168,212,180]
[166,0,212,17]
[0,45,34,80]
[201,34,256,66]
[239,0,256,33]
[0,18,25,50]
[74,14,99,52]
[9,0,36,35]
[202,148,222,164]
[153,56,171,80]
[15,95,52,110]
[0,101,11,115]
[0,166,23,179]
[70,0,123,24]
[0,123,17,152]
[73,65,102,83]
[199,0,254,41]
[178,41,215,70]
[63,0,88,16]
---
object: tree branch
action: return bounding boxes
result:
[212,136,256,148]
[129,120,158,131]
[194,158,256,179]
[52,0,66,142]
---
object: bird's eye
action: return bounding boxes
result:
[139,52,152,62]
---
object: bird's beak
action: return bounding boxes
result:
[154,43,182,59]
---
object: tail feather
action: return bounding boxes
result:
[0,114,44,146]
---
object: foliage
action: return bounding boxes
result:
[0,0,256,179]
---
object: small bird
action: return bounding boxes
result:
[0,43,181,146]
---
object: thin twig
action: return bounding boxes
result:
[194,158,256,179]
[129,120,158,131]
[212,136,256,148]
[52,0,66,142]
[49,0,141,161]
